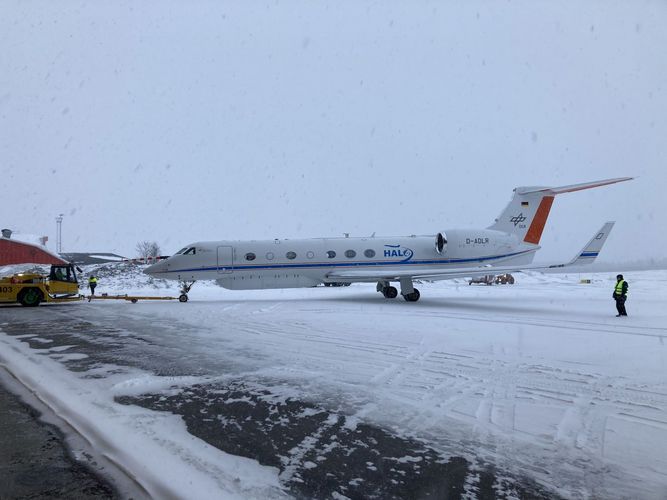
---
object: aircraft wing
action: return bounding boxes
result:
[326,222,615,283]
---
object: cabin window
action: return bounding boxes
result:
[306,251,314,259]
[286,251,297,260]
[175,247,189,255]
[183,247,196,255]
[245,252,256,261]
[266,252,274,260]
[326,251,336,259]
[345,250,356,258]
[364,249,376,258]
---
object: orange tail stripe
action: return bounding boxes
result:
[524,196,554,244]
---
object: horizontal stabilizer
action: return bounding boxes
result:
[518,177,633,195]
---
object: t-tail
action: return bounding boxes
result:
[489,177,632,250]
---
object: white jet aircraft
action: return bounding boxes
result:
[145,177,631,302]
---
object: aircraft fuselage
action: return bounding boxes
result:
[144,177,631,301]
[146,229,531,290]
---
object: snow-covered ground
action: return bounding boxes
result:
[1,267,666,498]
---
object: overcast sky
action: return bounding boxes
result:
[1,1,665,263]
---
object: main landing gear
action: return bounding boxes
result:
[377,279,420,302]
[377,281,399,299]
[403,288,421,302]
[178,280,196,303]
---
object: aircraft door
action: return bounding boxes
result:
[217,246,234,273]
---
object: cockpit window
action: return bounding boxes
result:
[174,247,196,256]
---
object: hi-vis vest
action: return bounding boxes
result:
[89,277,97,284]
[615,280,626,295]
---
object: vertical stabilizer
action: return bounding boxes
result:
[488,177,632,244]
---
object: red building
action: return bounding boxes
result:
[0,236,66,266]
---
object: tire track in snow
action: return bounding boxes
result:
[198,303,667,498]
[32,294,666,498]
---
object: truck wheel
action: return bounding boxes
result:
[18,288,43,307]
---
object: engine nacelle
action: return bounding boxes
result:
[435,232,447,254]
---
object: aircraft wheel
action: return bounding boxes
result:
[383,286,398,299]
[179,294,188,303]
[18,288,43,307]
[403,288,420,302]
[131,298,138,303]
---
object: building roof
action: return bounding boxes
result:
[0,237,66,266]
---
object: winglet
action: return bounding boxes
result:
[549,222,615,268]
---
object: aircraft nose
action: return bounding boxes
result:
[144,260,168,276]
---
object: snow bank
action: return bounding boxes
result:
[0,335,286,499]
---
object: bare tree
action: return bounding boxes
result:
[136,241,161,260]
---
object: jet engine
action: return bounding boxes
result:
[435,232,447,254]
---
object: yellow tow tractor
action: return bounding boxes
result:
[0,263,83,307]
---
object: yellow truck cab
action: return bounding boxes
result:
[0,263,81,306]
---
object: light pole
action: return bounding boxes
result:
[55,214,64,253]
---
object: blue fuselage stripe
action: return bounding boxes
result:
[163,249,533,274]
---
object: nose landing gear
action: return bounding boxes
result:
[178,280,196,303]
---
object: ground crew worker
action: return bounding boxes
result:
[88,276,98,296]
[613,274,628,317]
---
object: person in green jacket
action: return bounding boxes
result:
[88,276,98,296]
[613,274,628,317]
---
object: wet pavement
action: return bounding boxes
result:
[118,382,548,499]
[0,307,559,499]
[0,380,117,499]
